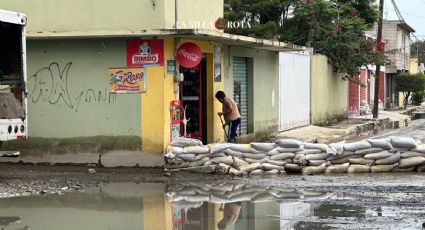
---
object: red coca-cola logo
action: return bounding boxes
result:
[176,42,202,68]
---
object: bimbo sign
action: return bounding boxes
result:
[127,39,164,67]
[176,42,202,68]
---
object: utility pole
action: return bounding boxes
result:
[373,0,384,118]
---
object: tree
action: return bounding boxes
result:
[411,40,425,65]
[224,0,384,77]
[396,73,425,109]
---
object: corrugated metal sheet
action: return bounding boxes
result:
[233,57,248,135]
[279,52,311,131]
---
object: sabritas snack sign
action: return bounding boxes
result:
[127,39,164,67]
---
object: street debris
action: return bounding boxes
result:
[165,136,425,175]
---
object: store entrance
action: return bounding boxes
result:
[180,57,207,143]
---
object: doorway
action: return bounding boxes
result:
[180,57,207,144]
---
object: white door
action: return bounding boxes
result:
[279,51,311,131]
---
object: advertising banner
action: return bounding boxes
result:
[127,39,164,67]
[109,67,146,93]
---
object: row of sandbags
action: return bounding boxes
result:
[166,182,329,210]
[165,136,425,175]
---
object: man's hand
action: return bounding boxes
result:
[217,112,223,116]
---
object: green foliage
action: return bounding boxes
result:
[411,40,425,64]
[224,0,383,76]
[396,73,425,93]
[396,73,425,109]
[412,91,425,106]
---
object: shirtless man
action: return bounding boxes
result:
[215,90,241,143]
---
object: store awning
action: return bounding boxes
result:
[27,28,307,52]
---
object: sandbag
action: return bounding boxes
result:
[326,163,350,173]
[390,137,417,149]
[371,163,399,173]
[240,163,261,173]
[416,164,425,172]
[344,141,371,151]
[276,139,302,148]
[275,147,304,153]
[298,149,323,155]
[413,145,425,154]
[210,152,227,158]
[375,152,400,165]
[263,169,282,174]
[195,153,210,160]
[211,156,234,165]
[303,143,328,152]
[250,169,265,175]
[250,142,277,152]
[328,142,345,155]
[242,153,267,160]
[309,160,328,166]
[176,153,197,161]
[171,137,203,147]
[267,147,281,156]
[216,163,231,174]
[265,159,286,166]
[209,143,232,154]
[244,158,260,164]
[364,151,393,160]
[233,157,249,169]
[347,165,370,173]
[348,158,374,165]
[262,163,285,171]
[327,151,355,160]
[230,144,257,153]
[305,153,330,161]
[190,157,210,167]
[403,151,425,158]
[392,166,415,172]
[224,149,244,157]
[302,163,327,175]
[355,148,385,155]
[331,155,361,164]
[367,138,392,150]
[167,146,187,155]
[270,153,294,161]
[293,154,307,165]
[284,164,303,172]
[398,156,425,168]
[184,145,209,154]
[229,167,244,176]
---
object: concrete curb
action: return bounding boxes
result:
[0,151,164,168]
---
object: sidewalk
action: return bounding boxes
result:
[275,109,413,144]
[0,109,416,168]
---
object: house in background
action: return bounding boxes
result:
[367,20,415,108]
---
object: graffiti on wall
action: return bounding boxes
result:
[28,62,117,112]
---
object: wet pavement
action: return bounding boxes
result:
[0,164,425,229]
[1,119,425,229]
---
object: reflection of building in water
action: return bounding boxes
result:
[280,202,315,230]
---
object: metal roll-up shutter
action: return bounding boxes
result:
[233,57,248,135]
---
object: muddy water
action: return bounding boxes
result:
[0,182,423,230]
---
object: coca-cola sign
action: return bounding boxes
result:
[176,42,202,68]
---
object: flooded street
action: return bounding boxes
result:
[0,164,425,229]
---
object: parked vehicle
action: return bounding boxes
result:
[0,9,27,152]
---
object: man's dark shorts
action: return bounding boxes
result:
[228,118,241,142]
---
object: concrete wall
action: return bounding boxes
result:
[367,21,412,73]
[223,46,279,139]
[0,0,224,36]
[311,54,348,125]
[26,39,141,138]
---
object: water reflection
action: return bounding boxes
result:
[0,182,421,230]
